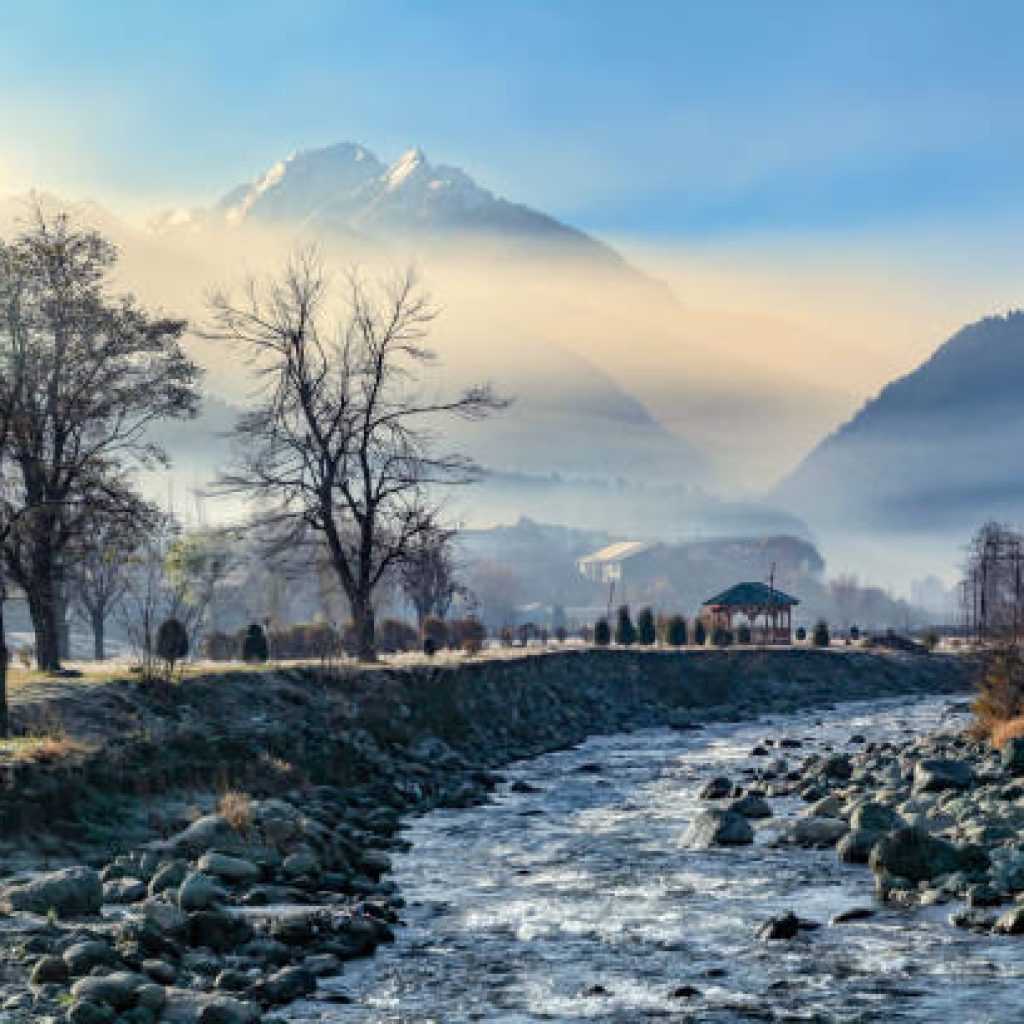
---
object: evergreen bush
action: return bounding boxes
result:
[694,620,707,646]
[240,623,269,663]
[737,623,752,644]
[421,616,448,656]
[812,619,830,647]
[156,618,189,675]
[594,618,611,646]
[636,607,656,646]
[615,605,636,646]
[665,615,687,647]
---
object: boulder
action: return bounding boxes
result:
[836,829,881,864]
[698,777,732,800]
[143,898,187,935]
[913,759,972,794]
[728,794,772,819]
[868,827,979,883]
[148,861,188,897]
[30,955,69,985]
[783,817,849,848]
[829,907,875,925]
[6,866,102,917]
[850,802,905,833]
[197,853,260,885]
[249,964,316,1006]
[70,972,145,1011]
[951,907,998,932]
[994,906,1024,935]
[756,911,800,940]
[185,909,253,953]
[682,809,754,848]
[162,815,238,856]
[1002,737,1024,776]
[103,877,148,905]
[177,872,224,912]
[63,940,116,975]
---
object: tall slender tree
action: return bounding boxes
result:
[0,207,201,669]
[208,249,507,661]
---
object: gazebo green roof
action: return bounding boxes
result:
[703,581,800,608]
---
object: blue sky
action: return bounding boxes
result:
[1,0,1023,240]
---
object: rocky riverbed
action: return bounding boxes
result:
[0,651,977,1022]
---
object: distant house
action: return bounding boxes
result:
[702,581,800,645]
[577,541,653,584]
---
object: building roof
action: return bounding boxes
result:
[577,540,651,566]
[703,581,800,608]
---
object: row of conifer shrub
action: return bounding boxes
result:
[200,617,488,661]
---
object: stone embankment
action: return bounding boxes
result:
[0,648,976,1022]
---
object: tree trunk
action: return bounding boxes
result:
[55,565,71,662]
[0,596,8,739]
[351,594,377,662]
[92,612,105,661]
[28,587,60,672]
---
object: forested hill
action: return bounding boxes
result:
[774,311,1024,531]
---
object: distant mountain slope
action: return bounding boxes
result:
[773,311,1024,531]
[171,142,631,272]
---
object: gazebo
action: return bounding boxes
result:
[702,581,800,645]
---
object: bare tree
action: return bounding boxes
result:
[208,250,507,661]
[67,496,157,660]
[0,208,202,670]
[400,525,463,626]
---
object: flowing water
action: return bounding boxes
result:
[280,696,1023,1023]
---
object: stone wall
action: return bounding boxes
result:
[1,649,977,839]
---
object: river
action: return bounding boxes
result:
[277,696,1020,1023]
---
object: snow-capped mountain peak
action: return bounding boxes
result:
[191,140,630,271]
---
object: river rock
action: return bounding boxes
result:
[913,759,972,793]
[178,872,224,911]
[850,801,905,833]
[162,815,239,856]
[70,972,145,1011]
[143,897,187,934]
[728,794,772,819]
[868,827,969,883]
[993,906,1024,935]
[829,907,875,925]
[249,964,316,1005]
[783,816,849,848]
[149,860,189,897]
[104,877,148,905]
[951,908,997,933]
[836,828,881,864]
[63,940,116,975]
[682,809,754,848]
[6,866,102,917]
[756,911,800,940]
[1002,737,1024,775]
[185,909,253,952]
[30,955,68,985]
[197,853,260,885]
[699,777,733,800]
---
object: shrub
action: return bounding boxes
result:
[712,626,733,647]
[614,605,636,646]
[694,620,707,646]
[449,617,486,655]
[240,623,269,663]
[594,618,611,646]
[218,790,253,834]
[554,625,567,644]
[922,628,940,651]
[499,626,515,647]
[421,616,447,656]
[795,626,807,642]
[737,623,752,644]
[155,618,189,675]
[636,607,656,646]
[448,618,486,652]
[202,631,234,661]
[812,619,830,647]
[974,647,1024,734]
[664,615,687,647]
[377,618,419,654]
[849,625,860,641]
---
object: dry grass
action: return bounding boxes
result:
[990,717,1024,749]
[218,790,253,834]
[0,735,90,764]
